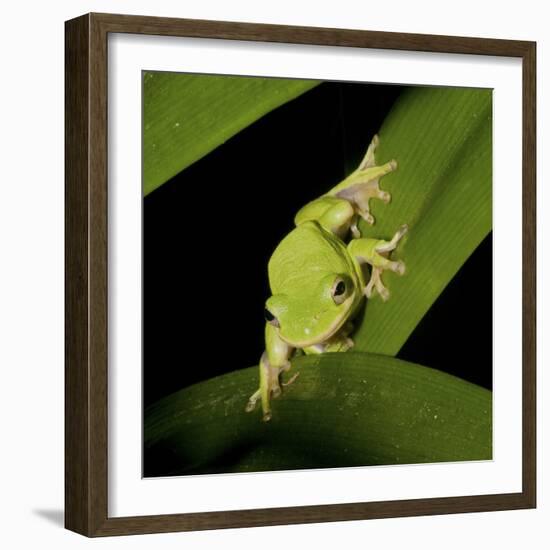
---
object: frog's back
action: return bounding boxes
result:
[268,221,353,293]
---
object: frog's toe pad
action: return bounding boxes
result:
[364,265,392,301]
[379,287,390,301]
[380,190,392,204]
[393,260,406,276]
[361,211,375,225]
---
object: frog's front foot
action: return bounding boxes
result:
[245,353,289,421]
[364,224,408,301]
[347,224,408,302]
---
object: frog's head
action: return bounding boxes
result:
[264,272,359,347]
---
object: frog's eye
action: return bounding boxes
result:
[264,308,280,328]
[331,278,347,305]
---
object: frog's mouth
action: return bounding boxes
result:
[278,295,355,348]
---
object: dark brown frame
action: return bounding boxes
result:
[65,12,536,537]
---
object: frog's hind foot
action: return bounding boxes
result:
[295,135,396,238]
[245,353,290,421]
[334,135,397,226]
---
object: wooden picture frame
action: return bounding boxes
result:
[65,12,536,537]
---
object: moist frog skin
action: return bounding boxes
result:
[246,135,408,421]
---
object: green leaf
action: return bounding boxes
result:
[353,86,492,355]
[144,353,491,475]
[143,72,319,195]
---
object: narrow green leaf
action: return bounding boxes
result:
[144,353,491,475]
[143,72,319,195]
[353,87,492,354]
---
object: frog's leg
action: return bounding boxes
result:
[295,196,359,239]
[245,353,283,421]
[294,136,395,237]
[348,224,408,301]
[328,134,396,226]
[245,323,294,421]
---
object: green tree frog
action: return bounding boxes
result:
[246,135,408,421]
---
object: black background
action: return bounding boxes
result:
[143,81,492,409]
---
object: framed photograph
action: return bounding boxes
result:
[65,13,536,537]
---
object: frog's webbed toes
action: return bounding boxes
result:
[360,224,408,301]
[377,285,391,302]
[364,266,390,301]
[392,260,406,276]
[365,254,406,301]
[360,210,376,225]
[331,135,397,231]
[339,159,397,226]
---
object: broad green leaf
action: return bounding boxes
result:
[144,353,491,476]
[353,87,492,355]
[143,72,319,195]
